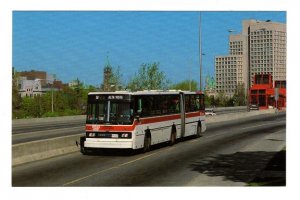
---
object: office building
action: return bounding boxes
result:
[215,55,244,96]
[215,19,286,96]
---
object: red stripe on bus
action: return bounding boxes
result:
[86,111,205,132]
[186,111,203,118]
[140,114,181,124]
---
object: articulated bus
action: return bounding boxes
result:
[79,90,206,154]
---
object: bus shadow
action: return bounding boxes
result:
[84,148,138,157]
[84,135,200,157]
[188,151,286,185]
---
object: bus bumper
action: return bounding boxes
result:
[84,138,133,149]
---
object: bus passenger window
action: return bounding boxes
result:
[137,98,142,114]
[185,95,190,112]
[199,94,205,110]
[169,95,180,113]
[190,95,197,111]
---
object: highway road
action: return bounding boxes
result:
[12,112,285,186]
[12,119,85,144]
[12,119,85,134]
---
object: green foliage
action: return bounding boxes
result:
[170,80,198,91]
[127,62,170,91]
[205,84,246,107]
[12,77,95,119]
[12,69,22,118]
[232,83,246,106]
[204,93,216,107]
[20,96,41,118]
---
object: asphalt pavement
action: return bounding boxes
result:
[12,113,286,186]
[186,127,286,186]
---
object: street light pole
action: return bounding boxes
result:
[199,12,203,92]
[247,26,251,112]
[51,84,54,112]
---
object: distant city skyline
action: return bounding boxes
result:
[13,11,286,87]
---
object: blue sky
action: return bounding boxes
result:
[13,11,286,87]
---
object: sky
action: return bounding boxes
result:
[13,11,286,87]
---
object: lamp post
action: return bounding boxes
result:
[199,12,203,92]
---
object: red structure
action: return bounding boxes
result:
[249,74,286,110]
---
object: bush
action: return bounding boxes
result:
[42,112,60,118]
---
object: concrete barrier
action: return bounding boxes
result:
[12,109,279,166]
[205,109,276,124]
[12,134,83,166]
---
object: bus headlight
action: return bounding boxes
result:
[88,132,96,137]
[121,133,131,138]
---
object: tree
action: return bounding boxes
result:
[127,62,170,91]
[232,83,246,106]
[170,80,198,91]
[21,96,42,118]
[215,92,227,107]
[68,78,86,111]
[12,68,22,118]
[204,92,216,107]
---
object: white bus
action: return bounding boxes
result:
[79,90,206,154]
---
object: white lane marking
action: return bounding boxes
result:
[63,151,158,186]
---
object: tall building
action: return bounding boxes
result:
[245,20,286,86]
[215,19,286,96]
[215,55,244,96]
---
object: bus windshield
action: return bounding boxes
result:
[86,101,133,125]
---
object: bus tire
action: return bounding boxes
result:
[143,132,151,153]
[196,122,202,138]
[80,146,88,155]
[80,136,88,155]
[169,127,176,146]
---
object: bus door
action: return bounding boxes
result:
[179,92,185,138]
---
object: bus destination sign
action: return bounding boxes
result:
[108,95,124,100]
[89,94,130,102]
